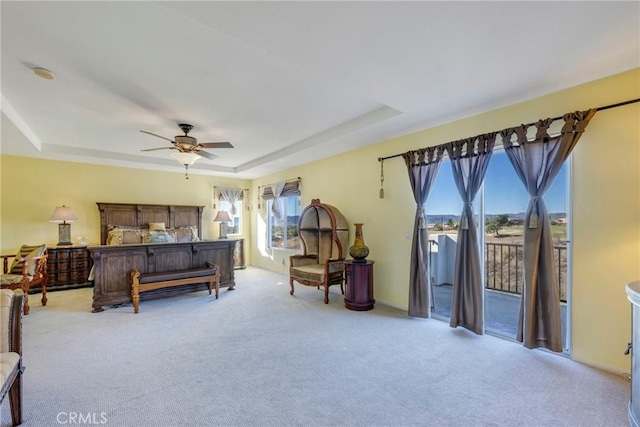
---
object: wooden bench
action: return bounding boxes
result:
[130,262,220,313]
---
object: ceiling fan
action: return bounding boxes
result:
[140,123,233,160]
[140,123,233,179]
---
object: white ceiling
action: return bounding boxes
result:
[1,1,638,179]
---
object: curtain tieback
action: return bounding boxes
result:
[460,203,473,229]
[418,206,427,229]
[529,196,541,229]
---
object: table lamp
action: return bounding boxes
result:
[49,205,78,246]
[213,210,232,239]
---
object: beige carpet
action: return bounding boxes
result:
[0,267,630,427]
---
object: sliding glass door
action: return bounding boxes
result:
[427,160,458,319]
[425,151,571,351]
[483,151,570,351]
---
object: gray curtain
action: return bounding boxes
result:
[402,146,444,318]
[446,134,495,334]
[500,109,596,351]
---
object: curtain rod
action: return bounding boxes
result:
[377,97,640,162]
[213,186,249,190]
[257,177,302,190]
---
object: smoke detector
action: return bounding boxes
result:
[32,67,55,80]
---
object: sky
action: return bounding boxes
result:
[287,197,300,214]
[427,151,567,215]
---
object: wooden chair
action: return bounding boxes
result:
[0,245,48,315]
[0,289,25,426]
[289,199,349,304]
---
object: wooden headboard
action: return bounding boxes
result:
[96,202,204,245]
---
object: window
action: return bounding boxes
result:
[261,179,302,250]
[219,200,242,235]
[267,196,301,250]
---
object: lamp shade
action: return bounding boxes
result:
[49,205,78,223]
[213,210,232,223]
[171,151,201,165]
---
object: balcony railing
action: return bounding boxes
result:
[485,242,567,303]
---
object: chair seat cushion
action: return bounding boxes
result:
[0,352,19,393]
[290,264,325,283]
[0,275,30,286]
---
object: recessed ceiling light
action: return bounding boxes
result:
[33,67,55,80]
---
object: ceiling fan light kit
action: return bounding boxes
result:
[170,152,201,179]
[171,151,200,165]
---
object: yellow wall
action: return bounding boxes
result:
[0,158,250,258]
[251,69,640,373]
[1,69,638,374]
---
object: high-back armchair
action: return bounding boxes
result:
[1,244,48,315]
[0,289,25,426]
[289,199,349,304]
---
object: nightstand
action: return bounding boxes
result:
[46,245,93,291]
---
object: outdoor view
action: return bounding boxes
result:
[220,200,242,235]
[427,151,568,344]
[268,197,301,250]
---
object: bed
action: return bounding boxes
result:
[88,202,236,312]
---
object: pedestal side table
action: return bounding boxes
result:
[344,260,375,311]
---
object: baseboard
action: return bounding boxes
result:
[571,355,630,378]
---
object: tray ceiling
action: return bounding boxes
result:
[1,1,638,178]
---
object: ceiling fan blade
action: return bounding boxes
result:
[199,142,234,149]
[196,150,218,160]
[141,147,175,152]
[140,130,176,143]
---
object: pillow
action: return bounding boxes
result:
[107,226,150,245]
[106,229,123,245]
[179,225,199,242]
[122,229,144,244]
[163,228,177,242]
[172,228,190,243]
[186,225,200,242]
[164,226,200,243]
[25,246,46,276]
[148,231,175,244]
[9,244,46,275]
[149,222,166,231]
